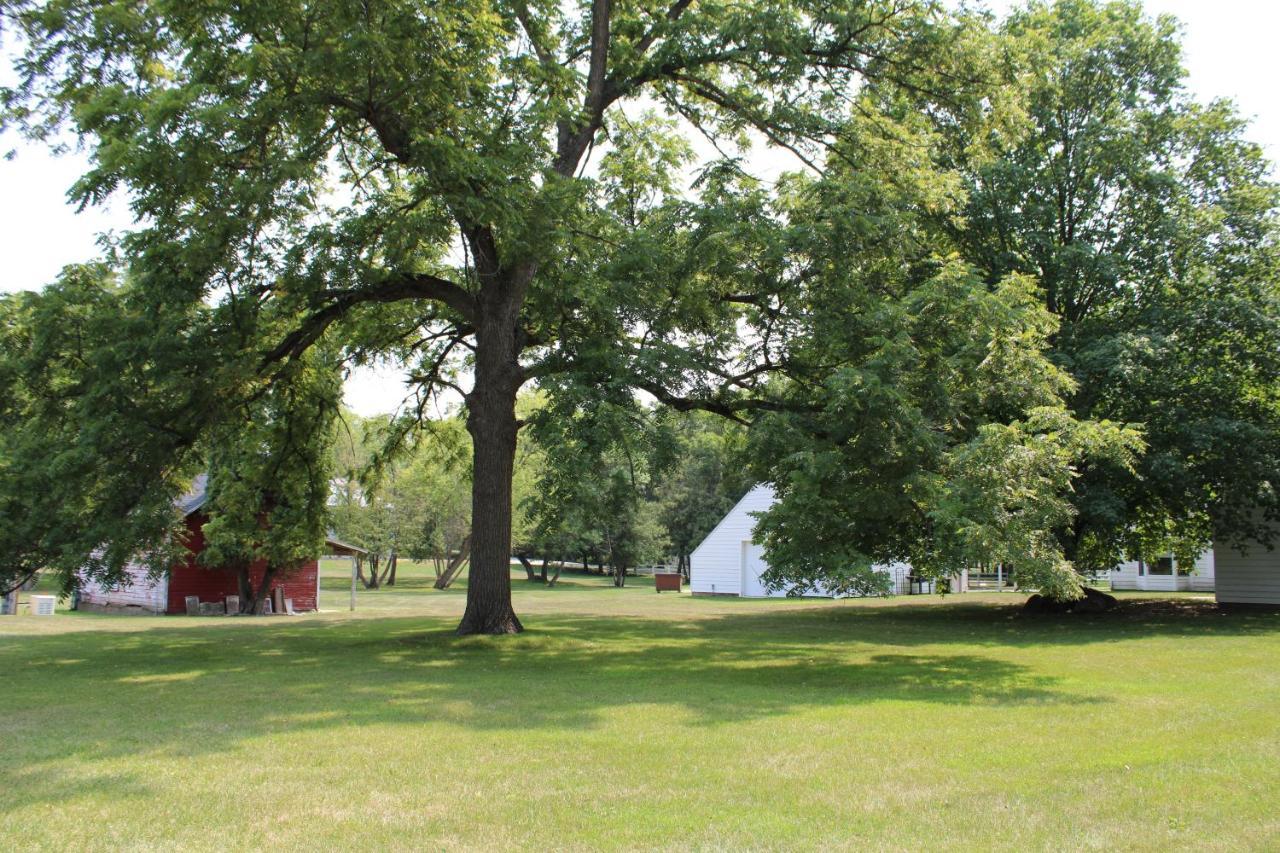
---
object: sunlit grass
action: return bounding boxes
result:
[1,575,1277,850]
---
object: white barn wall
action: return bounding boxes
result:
[78,561,168,613]
[1214,524,1280,605]
[690,484,777,596]
[689,485,931,598]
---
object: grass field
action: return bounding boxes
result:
[1,563,1277,850]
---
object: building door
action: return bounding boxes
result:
[742,542,771,597]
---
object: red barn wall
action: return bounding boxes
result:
[165,514,320,614]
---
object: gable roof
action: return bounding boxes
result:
[690,483,775,560]
[178,474,368,556]
[177,474,209,517]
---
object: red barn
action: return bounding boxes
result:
[79,475,364,614]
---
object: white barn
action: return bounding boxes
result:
[689,484,934,597]
[1213,520,1280,605]
[1109,550,1215,593]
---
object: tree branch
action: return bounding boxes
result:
[260,273,476,369]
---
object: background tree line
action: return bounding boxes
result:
[328,395,749,587]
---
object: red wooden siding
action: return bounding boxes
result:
[164,513,320,614]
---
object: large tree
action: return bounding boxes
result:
[742,0,1279,601]
[941,0,1280,567]
[1,0,984,632]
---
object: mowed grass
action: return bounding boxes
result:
[1,566,1277,851]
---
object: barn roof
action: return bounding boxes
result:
[177,475,367,556]
[324,534,368,556]
[177,474,209,517]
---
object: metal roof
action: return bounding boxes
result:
[323,534,368,556]
[177,474,209,516]
[178,475,367,556]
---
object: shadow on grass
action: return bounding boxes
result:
[2,599,1277,815]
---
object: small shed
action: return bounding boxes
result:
[1110,550,1215,593]
[689,484,941,597]
[1213,519,1280,606]
[79,476,349,614]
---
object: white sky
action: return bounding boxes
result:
[1,0,1277,415]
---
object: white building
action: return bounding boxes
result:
[1110,550,1215,593]
[1213,520,1280,605]
[688,485,952,597]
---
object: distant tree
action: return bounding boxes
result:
[330,411,472,587]
[524,396,669,587]
[656,413,750,578]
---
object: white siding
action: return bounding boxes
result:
[1111,550,1215,592]
[1214,528,1280,605]
[690,485,777,595]
[79,561,168,613]
[689,486,932,598]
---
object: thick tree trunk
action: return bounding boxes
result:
[385,550,398,586]
[547,559,562,587]
[539,557,549,583]
[236,563,278,614]
[456,314,523,634]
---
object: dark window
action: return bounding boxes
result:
[1150,557,1174,576]
[1137,560,1145,577]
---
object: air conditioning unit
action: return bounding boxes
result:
[31,595,56,616]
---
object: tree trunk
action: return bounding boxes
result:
[456,307,524,635]
[364,554,381,589]
[517,553,538,582]
[236,564,254,613]
[434,534,472,589]
[539,557,549,583]
[236,563,278,614]
[547,559,562,587]
[385,550,398,586]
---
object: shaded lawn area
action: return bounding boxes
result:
[1,583,1277,850]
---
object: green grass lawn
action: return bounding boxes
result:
[1,572,1277,851]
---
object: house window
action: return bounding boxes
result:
[1149,557,1174,576]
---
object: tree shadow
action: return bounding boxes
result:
[2,597,1275,817]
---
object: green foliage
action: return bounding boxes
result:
[329,411,472,576]
[654,413,750,573]
[942,0,1280,566]
[198,350,343,593]
[523,393,671,575]
[0,0,986,622]
[0,265,226,593]
[5,0,1264,615]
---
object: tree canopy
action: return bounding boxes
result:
[0,0,1273,625]
[943,0,1280,568]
